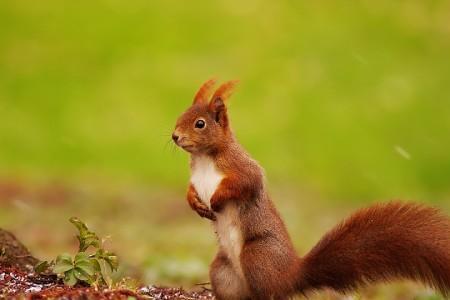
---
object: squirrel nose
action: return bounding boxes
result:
[172,133,179,142]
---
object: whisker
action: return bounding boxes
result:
[163,138,172,152]
[171,143,180,156]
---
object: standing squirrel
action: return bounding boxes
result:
[172,79,450,299]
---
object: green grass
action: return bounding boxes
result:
[0,1,450,298]
[1,0,449,201]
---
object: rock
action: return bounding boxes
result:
[0,228,39,272]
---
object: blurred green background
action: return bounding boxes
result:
[1,1,449,298]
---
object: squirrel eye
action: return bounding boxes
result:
[195,119,206,129]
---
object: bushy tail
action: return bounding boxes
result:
[298,202,450,296]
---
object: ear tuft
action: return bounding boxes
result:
[193,78,217,105]
[210,80,239,103]
[208,79,238,128]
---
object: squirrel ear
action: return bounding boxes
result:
[209,97,228,127]
[193,79,217,105]
[210,80,239,104]
[208,80,238,127]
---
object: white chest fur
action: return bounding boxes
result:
[190,155,224,207]
[190,156,243,274]
[215,203,244,275]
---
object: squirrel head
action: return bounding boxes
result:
[172,79,238,154]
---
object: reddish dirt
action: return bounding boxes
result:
[0,266,215,299]
[138,286,215,299]
[0,228,215,299]
[0,178,73,206]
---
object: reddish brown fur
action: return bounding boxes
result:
[193,78,217,105]
[187,183,216,220]
[299,202,450,297]
[211,80,239,103]
[173,80,450,299]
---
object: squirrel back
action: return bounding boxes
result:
[173,79,450,299]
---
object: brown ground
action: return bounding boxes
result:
[0,228,214,300]
[0,229,39,272]
[0,265,215,299]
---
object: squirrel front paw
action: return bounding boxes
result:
[192,199,216,221]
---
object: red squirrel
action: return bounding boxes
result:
[172,79,450,299]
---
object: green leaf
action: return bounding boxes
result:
[34,261,51,273]
[98,258,113,287]
[70,218,100,252]
[105,255,118,271]
[54,254,74,274]
[95,249,119,271]
[91,258,101,272]
[81,234,100,251]
[63,269,77,286]
[56,253,73,265]
[69,217,89,234]
[53,261,74,274]
[76,261,95,276]
[74,252,90,264]
[48,217,120,288]
[73,267,90,281]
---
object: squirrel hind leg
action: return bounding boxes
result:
[240,237,300,299]
[210,251,249,300]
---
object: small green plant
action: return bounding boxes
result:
[35,217,118,287]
